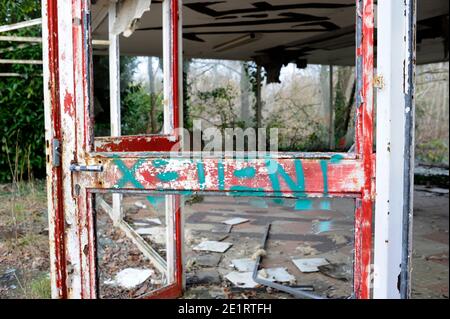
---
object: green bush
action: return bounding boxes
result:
[416,139,449,165]
[122,85,164,135]
[0,0,44,183]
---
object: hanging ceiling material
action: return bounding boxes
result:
[91,0,449,66]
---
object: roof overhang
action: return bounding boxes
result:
[91,0,449,66]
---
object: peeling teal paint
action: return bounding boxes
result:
[112,157,343,211]
[218,161,225,191]
[196,161,206,190]
[234,167,256,179]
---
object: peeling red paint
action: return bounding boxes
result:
[63,91,74,116]
[95,135,178,153]
[354,0,375,299]
[45,0,376,299]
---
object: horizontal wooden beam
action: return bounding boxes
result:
[85,156,365,198]
[0,59,42,64]
[0,35,109,46]
[0,18,42,33]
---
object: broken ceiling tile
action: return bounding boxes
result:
[135,227,166,245]
[194,254,222,267]
[133,222,150,227]
[223,217,249,226]
[134,201,147,209]
[292,258,329,273]
[145,218,162,225]
[225,271,259,289]
[104,268,154,289]
[231,258,257,272]
[262,267,296,284]
[193,241,233,253]
[225,267,296,288]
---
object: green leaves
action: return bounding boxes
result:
[0,0,44,182]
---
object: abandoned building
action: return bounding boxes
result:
[1,0,448,299]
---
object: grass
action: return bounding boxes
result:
[28,274,51,299]
[0,180,49,299]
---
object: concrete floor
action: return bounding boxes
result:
[99,187,448,299]
[411,187,449,299]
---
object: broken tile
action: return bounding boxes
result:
[292,258,329,273]
[231,258,256,272]
[225,271,259,288]
[225,268,296,288]
[133,222,150,227]
[193,241,232,253]
[145,218,162,225]
[186,269,221,285]
[211,224,233,233]
[194,254,222,267]
[223,217,249,226]
[104,268,154,289]
[134,201,147,209]
[135,227,166,244]
[262,267,296,283]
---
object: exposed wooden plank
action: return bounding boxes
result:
[0,59,42,64]
[0,18,42,33]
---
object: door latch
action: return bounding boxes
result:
[52,139,61,167]
[70,164,103,173]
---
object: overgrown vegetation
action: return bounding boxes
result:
[0,0,44,183]
[0,181,49,298]
[415,62,449,165]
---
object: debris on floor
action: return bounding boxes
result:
[328,234,348,245]
[318,263,352,282]
[296,244,318,256]
[225,267,295,288]
[146,218,162,225]
[225,271,259,289]
[292,258,329,273]
[193,241,232,253]
[135,226,166,244]
[187,269,222,285]
[211,224,233,233]
[259,267,296,284]
[104,268,154,289]
[134,201,147,209]
[223,217,249,226]
[251,248,267,260]
[231,258,256,272]
[193,254,222,267]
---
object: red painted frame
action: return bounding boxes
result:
[44,0,375,299]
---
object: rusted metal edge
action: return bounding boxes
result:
[400,0,416,300]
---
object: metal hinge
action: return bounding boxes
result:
[374,74,385,89]
[52,139,61,167]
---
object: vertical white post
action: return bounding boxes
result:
[374,0,416,299]
[163,0,174,284]
[109,1,122,223]
[162,0,172,135]
[41,0,59,299]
